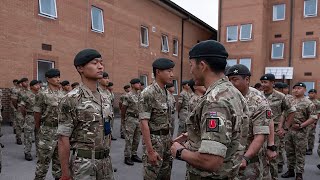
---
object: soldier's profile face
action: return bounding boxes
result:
[308,92,316,98]
[125,87,131,92]
[158,68,174,84]
[283,88,289,95]
[47,76,60,87]
[228,75,247,92]
[81,58,104,79]
[22,81,29,88]
[260,80,273,91]
[189,59,205,86]
[31,84,41,91]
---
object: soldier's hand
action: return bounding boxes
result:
[173,133,188,143]
[266,149,277,160]
[277,128,286,138]
[291,124,301,130]
[147,150,162,165]
[59,176,72,180]
[240,159,247,169]
[170,142,185,158]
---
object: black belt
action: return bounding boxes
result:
[42,121,58,127]
[74,149,110,159]
[126,112,138,118]
[150,129,169,136]
[26,112,34,115]
[188,172,228,180]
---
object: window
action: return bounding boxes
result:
[173,39,179,56]
[273,4,286,21]
[172,80,178,95]
[302,41,316,58]
[37,60,54,85]
[140,26,149,47]
[302,82,315,95]
[304,0,318,17]
[140,75,148,87]
[91,6,104,33]
[39,0,57,18]
[240,58,252,71]
[161,35,169,52]
[227,59,237,67]
[227,26,238,42]
[271,43,284,59]
[240,24,252,41]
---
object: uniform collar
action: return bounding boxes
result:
[152,80,167,96]
[204,77,228,96]
[79,83,101,105]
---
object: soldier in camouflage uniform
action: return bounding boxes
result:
[306,89,320,155]
[260,74,296,180]
[58,49,114,180]
[227,64,271,180]
[60,80,72,95]
[140,58,175,180]
[14,78,28,145]
[281,82,317,180]
[9,79,19,133]
[166,83,176,137]
[171,40,249,179]
[121,78,142,166]
[187,79,205,113]
[177,80,191,135]
[119,85,131,139]
[19,80,40,161]
[34,69,63,180]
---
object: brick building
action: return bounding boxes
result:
[219,0,320,92]
[0,0,216,121]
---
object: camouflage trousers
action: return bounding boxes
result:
[277,136,285,166]
[120,117,125,136]
[16,111,24,141]
[124,116,141,158]
[35,129,39,157]
[70,154,114,180]
[142,133,173,180]
[269,125,281,180]
[34,125,61,180]
[238,157,263,180]
[24,114,35,154]
[261,143,272,180]
[170,114,175,138]
[178,110,188,136]
[11,108,17,130]
[307,126,316,150]
[285,129,308,174]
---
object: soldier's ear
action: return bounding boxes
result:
[76,66,84,73]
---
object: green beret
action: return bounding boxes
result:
[20,78,29,83]
[45,69,60,78]
[274,82,284,89]
[74,49,101,66]
[29,80,39,86]
[107,82,113,87]
[103,72,109,78]
[260,74,275,81]
[181,80,189,86]
[165,83,174,89]
[152,58,175,70]
[130,78,141,84]
[60,80,70,86]
[189,40,228,60]
[293,82,306,88]
[282,83,289,88]
[226,64,251,77]
[123,85,130,89]
[309,89,317,93]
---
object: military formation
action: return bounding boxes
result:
[0,40,320,180]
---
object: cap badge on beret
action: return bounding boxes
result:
[233,69,239,74]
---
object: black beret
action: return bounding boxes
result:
[182,80,190,86]
[20,78,28,83]
[107,82,113,87]
[189,40,229,60]
[226,64,251,77]
[165,83,174,88]
[60,80,70,86]
[152,58,175,70]
[282,83,289,88]
[103,72,109,78]
[29,80,39,86]
[141,82,145,86]
[274,82,284,89]
[293,82,306,88]
[17,80,21,84]
[74,49,101,66]
[130,78,141,84]
[13,79,19,83]
[123,85,130,89]
[71,82,79,87]
[45,69,60,78]
[309,89,317,93]
[260,74,275,81]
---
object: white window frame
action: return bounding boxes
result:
[226,26,238,42]
[38,0,58,19]
[271,43,285,59]
[140,26,149,47]
[227,59,237,67]
[37,60,55,86]
[304,0,318,17]
[172,80,178,95]
[240,24,252,41]
[302,41,317,58]
[161,35,169,53]
[140,75,148,87]
[91,6,104,33]
[173,39,179,56]
[239,58,252,71]
[273,4,286,21]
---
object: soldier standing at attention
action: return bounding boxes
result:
[139,58,175,180]
[34,69,63,180]
[106,82,116,140]
[281,83,317,180]
[170,40,249,179]
[60,81,72,95]
[177,80,191,136]
[16,78,29,145]
[165,83,176,137]
[9,79,19,132]
[122,78,143,166]
[119,84,131,139]
[58,49,114,180]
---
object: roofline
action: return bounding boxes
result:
[157,0,217,34]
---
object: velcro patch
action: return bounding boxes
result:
[206,117,220,132]
[266,110,272,119]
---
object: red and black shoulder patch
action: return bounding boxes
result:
[266,110,272,119]
[206,117,220,132]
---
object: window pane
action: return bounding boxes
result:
[273,4,285,20]
[227,59,237,66]
[302,82,315,95]
[305,0,317,16]
[173,39,178,55]
[173,80,178,95]
[39,0,57,17]
[140,75,148,86]
[91,7,104,32]
[140,27,148,46]
[303,41,316,57]
[162,35,169,52]
[240,58,252,71]
[272,43,284,59]
[227,26,238,42]
[240,24,252,40]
